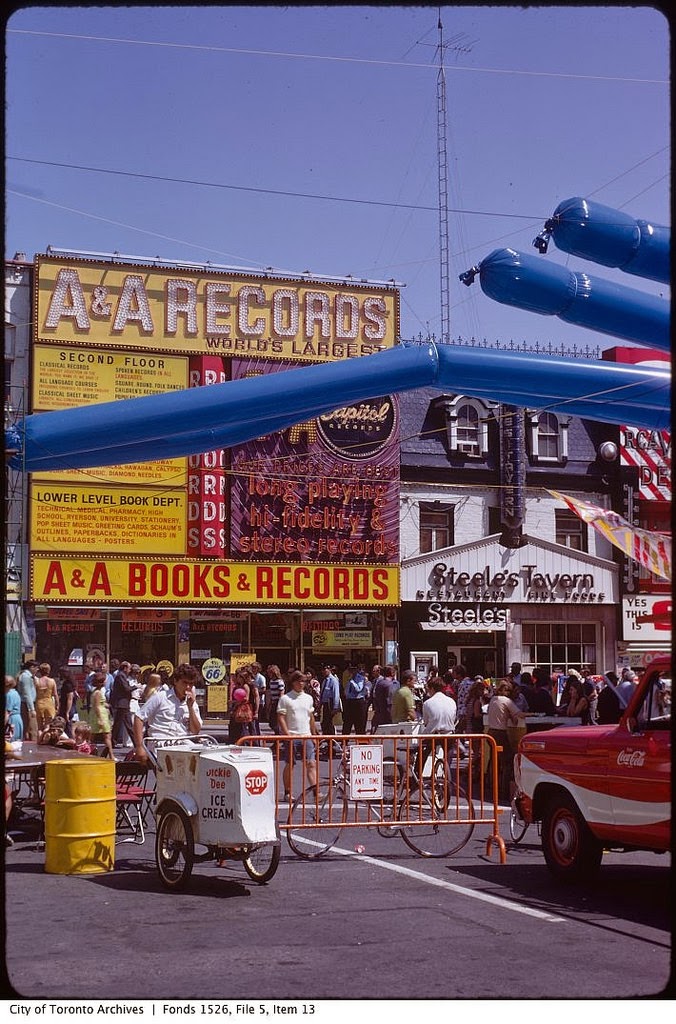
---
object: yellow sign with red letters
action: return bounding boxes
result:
[30,556,400,607]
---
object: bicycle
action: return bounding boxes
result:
[509,795,529,843]
[508,792,541,845]
[286,739,475,859]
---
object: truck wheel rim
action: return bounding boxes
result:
[552,810,578,865]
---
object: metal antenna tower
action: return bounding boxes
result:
[434,12,474,345]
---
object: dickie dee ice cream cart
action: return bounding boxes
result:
[151,737,280,891]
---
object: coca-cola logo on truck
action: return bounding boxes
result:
[616,749,646,768]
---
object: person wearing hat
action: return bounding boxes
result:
[342,664,369,736]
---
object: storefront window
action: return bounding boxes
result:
[302,610,383,677]
[34,608,108,684]
[522,621,597,675]
[110,610,177,669]
[555,510,588,552]
[251,611,300,671]
[420,503,455,553]
[188,612,248,670]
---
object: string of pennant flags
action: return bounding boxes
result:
[549,490,672,583]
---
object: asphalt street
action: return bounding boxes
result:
[3,796,672,1004]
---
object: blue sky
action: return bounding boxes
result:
[5,4,670,351]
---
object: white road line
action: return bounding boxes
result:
[290,836,566,922]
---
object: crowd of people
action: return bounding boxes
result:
[211,658,647,803]
[6,657,187,755]
[6,655,643,777]
[5,651,651,849]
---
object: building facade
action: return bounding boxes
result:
[4,254,400,697]
[398,386,625,680]
[603,347,672,672]
[6,257,668,690]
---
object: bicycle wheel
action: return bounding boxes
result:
[509,800,529,844]
[399,775,475,858]
[286,787,346,859]
[155,805,194,890]
[243,842,281,883]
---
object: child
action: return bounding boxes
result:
[38,716,76,748]
[91,672,114,759]
[73,722,95,754]
[229,686,254,743]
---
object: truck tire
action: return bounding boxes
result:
[542,792,603,882]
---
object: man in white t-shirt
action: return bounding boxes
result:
[276,669,318,799]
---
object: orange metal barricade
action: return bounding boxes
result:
[237,732,506,862]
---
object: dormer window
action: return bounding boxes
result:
[528,411,569,463]
[457,404,480,455]
[442,396,495,457]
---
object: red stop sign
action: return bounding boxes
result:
[245,769,268,796]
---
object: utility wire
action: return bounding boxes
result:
[8,29,669,84]
[7,157,542,219]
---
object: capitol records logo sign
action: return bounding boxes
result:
[317,395,397,460]
[617,748,646,768]
[245,769,268,795]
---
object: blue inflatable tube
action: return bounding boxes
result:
[8,342,670,472]
[546,197,670,285]
[472,248,670,351]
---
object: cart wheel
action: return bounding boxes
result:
[243,842,281,884]
[155,805,194,891]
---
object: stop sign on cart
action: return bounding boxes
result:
[349,745,383,801]
[245,770,268,796]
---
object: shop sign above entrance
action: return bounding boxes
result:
[412,561,610,604]
[420,604,509,629]
[30,556,400,607]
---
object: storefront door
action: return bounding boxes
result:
[447,646,499,679]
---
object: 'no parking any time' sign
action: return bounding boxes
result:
[349,745,383,801]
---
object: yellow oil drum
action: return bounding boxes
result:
[44,759,116,874]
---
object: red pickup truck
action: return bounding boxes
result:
[513,658,671,881]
